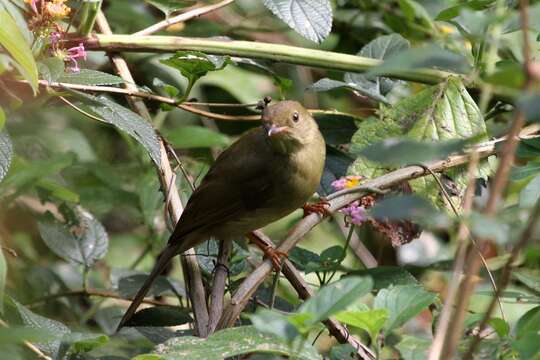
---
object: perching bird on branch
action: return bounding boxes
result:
[117,99,326,330]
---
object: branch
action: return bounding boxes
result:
[26,289,166,307]
[133,0,235,36]
[207,240,232,334]
[29,80,361,121]
[216,125,540,332]
[82,34,455,85]
[248,231,375,360]
[94,11,210,337]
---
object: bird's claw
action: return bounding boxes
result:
[302,199,331,217]
[262,245,288,270]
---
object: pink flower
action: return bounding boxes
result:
[331,175,363,191]
[340,201,367,225]
[66,43,86,73]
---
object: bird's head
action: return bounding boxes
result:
[261,100,319,154]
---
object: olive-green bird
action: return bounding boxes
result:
[117,100,326,330]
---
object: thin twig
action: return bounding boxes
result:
[95,11,210,337]
[429,151,479,360]
[26,289,166,307]
[216,126,539,333]
[207,240,232,334]
[0,319,52,360]
[443,1,535,357]
[133,0,235,36]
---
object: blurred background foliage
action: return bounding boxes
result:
[0,0,540,359]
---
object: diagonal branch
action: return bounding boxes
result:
[94,11,210,337]
[134,0,235,36]
[216,124,540,333]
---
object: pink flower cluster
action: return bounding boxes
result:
[340,200,367,225]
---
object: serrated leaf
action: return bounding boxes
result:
[135,326,321,360]
[263,0,332,43]
[0,129,12,184]
[126,306,192,327]
[160,51,230,102]
[144,0,196,17]
[0,10,38,93]
[58,69,125,86]
[374,285,437,333]
[296,276,373,329]
[71,91,161,165]
[165,125,230,149]
[38,208,108,266]
[12,299,70,358]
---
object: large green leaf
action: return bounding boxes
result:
[0,129,12,184]
[71,91,161,165]
[334,309,388,341]
[38,208,109,267]
[262,0,332,43]
[374,285,437,333]
[516,306,540,339]
[134,326,321,360]
[0,10,38,93]
[349,77,490,208]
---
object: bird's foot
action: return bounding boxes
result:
[262,245,288,270]
[302,199,331,217]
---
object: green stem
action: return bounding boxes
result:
[78,0,103,37]
[84,34,453,84]
[326,224,355,284]
[82,266,90,292]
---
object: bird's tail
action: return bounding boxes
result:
[116,244,179,331]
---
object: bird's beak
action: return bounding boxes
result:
[266,124,289,137]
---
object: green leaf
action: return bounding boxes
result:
[370,194,449,227]
[435,1,491,21]
[37,57,65,83]
[160,51,230,102]
[0,129,12,184]
[12,299,70,358]
[374,285,437,333]
[346,266,419,290]
[0,10,38,93]
[250,309,299,341]
[297,276,373,328]
[144,0,196,17]
[512,162,540,180]
[0,247,5,313]
[38,209,108,267]
[516,306,540,339]
[165,126,231,149]
[360,138,471,166]
[398,0,434,30]
[487,318,509,337]
[517,137,540,159]
[520,175,540,208]
[64,333,109,353]
[307,78,389,103]
[334,309,388,341]
[262,0,332,43]
[366,45,470,77]
[118,274,177,299]
[395,335,431,360]
[135,326,321,360]
[517,92,540,123]
[71,91,161,165]
[513,269,540,292]
[512,333,540,359]
[58,69,125,86]
[126,306,192,327]
[0,106,5,131]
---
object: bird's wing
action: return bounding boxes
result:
[168,128,275,245]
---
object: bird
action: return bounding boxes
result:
[116,99,326,330]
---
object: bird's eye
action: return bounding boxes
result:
[292,111,300,122]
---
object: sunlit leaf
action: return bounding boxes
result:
[0,10,38,93]
[263,0,332,43]
[334,309,388,341]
